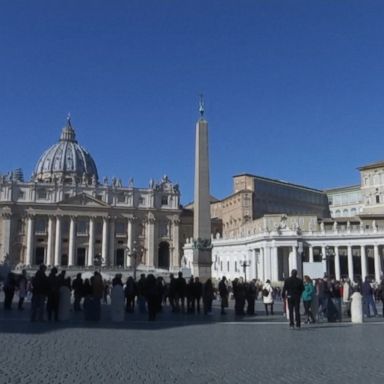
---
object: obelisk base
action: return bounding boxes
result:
[192,249,212,282]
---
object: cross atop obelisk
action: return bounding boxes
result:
[192,95,212,280]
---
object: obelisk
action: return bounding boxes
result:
[192,96,212,280]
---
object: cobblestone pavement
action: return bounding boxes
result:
[1,299,384,384]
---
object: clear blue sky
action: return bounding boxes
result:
[1,1,384,203]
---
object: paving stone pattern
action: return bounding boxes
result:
[1,300,383,384]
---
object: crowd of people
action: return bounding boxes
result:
[1,265,384,325]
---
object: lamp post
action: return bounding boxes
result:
[322,246,335,278]
[240,259,251,282]
[126,241,144,281]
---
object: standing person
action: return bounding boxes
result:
[262,279,274,316]
[316,277,329,321]
[137,274,147,313]
[124,276,137,313]
[192,277,203,314]
[282,269,304,329]
[3,272,16,310]
[302,276,315,324]
[72,273,84,312]
[246,280,257,315]
[30,264,49,322]
[203,278,214,315]
[168,274,177,313]
[362,277,378,317]
[218,276,229,315]
[186,277,195,313]
[144,274,157,321]
[18,270,28,311]
[46,267,60,322]
[378,278,384,317]
[175,272,187,313]
[91,271,104,320]
[342,278,352,317]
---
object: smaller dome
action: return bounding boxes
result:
[34,116,99,184]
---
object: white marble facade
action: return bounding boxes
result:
[0,118,182,270]
[184,214,384,283]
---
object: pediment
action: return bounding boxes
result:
[58,193,110,208]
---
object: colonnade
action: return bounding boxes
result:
[23,214,162,268]
[211,242,384,283]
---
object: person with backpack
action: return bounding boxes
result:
[262,279,274,315]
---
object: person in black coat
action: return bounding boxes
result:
[282,269,304,328]
[72,273,84,312]
[193,277,203,314]
[46,267,60,321]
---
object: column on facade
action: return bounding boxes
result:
[374,244,381,282]
[25,214,35,266]
[172,218,180,269]
[321,246,327,275]
[46,216,55,266]
[1,209,12,262]
[126,217,134,267]
[270,245,278,282]
[87,217,95,267]
[109,218,115,267]
[360,245,367,281]
[258,248,265,282]
[347,245,354,281]
[334,246,340,281]
[289,246,298,272]
[68,216,76,266]
[102,217,109,266]
[309,246,314,263]
[54,215,62,266]
[146,214,156,268]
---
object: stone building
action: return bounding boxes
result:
[184,164,384,283]
[0,117,182,271]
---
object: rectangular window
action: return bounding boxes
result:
[35,217,47,234]
[115,221,126,235]
[117,194,125,203]
[77,220,88,235]
[139,197,145,205]
[37,189,47,199]
[161,196,168,205]
[376,195,380,204]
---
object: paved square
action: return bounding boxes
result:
[1,299,383,384]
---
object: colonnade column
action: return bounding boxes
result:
[360,245,367,281]
[374,244,381,282]
[263,246,271,281]
[321,246,327,275]
[146,213,155,268]
[347,245,354,281]
[258,248,265,282]
[334,246,340,281]
[290,246,298,272]
[109,218,115,267]
[309,246,314,263]
[1,209,12,262]
[46,216,55,266]
[126,217,134,267]
[68,216,76,266]
[25,214,35,266]
[54,216,62,266]
[87,217,95,267]
[102,217,109,266]
[172,218,180,269]
[270,246,278,282]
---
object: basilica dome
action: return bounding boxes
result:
[34,117,99,184]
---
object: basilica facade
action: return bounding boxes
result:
[0,118,182,271]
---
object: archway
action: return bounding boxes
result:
[158,242,170,269]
